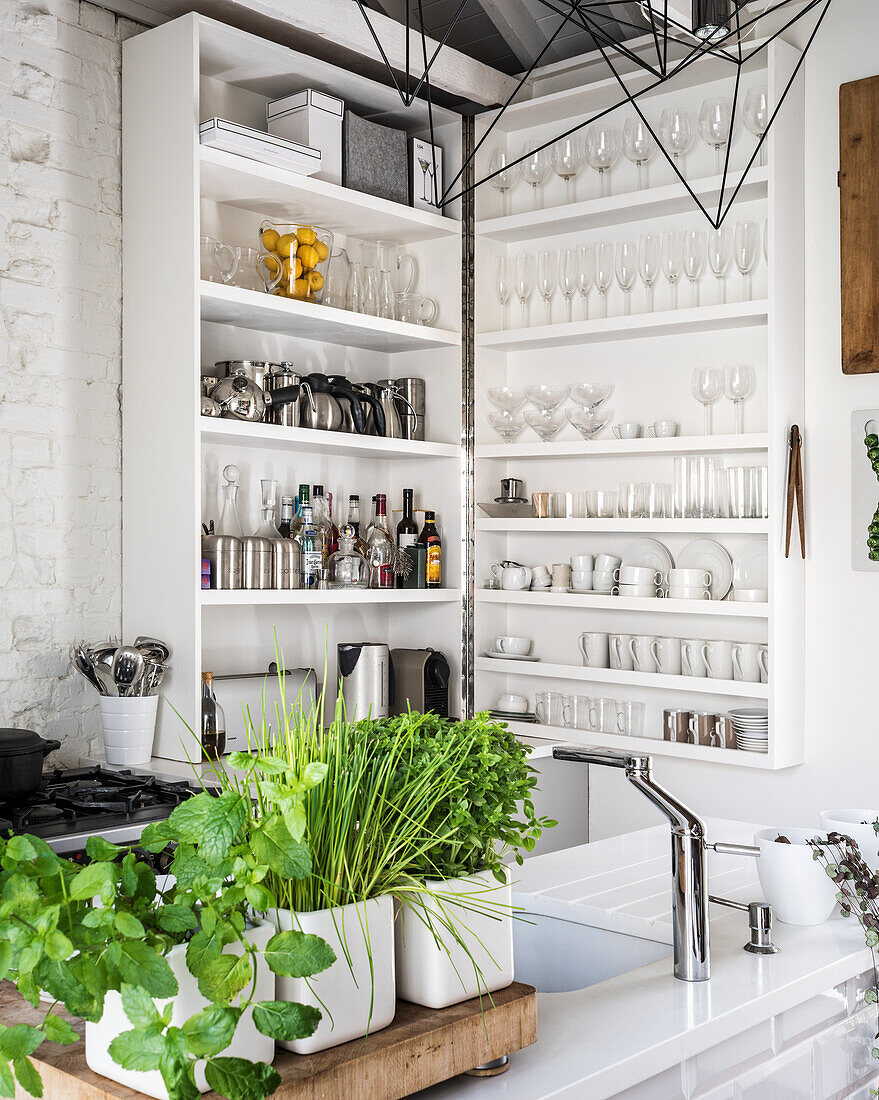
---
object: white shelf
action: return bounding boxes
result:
[500,721,777,770]
[200,282,461,353]
[476,301,769,352]
[476,433,770,461]
[475,657,769,700]
[477,168,769,243]
[201,589,460,607]
[477,518,768,534]
[199,146,460,245]
[200,418,459,460]
[476,589,769,618]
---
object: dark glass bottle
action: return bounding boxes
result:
[201,671,226,760]
[278,496,295,539]
[396,488,418,588]
[418,510,442,588]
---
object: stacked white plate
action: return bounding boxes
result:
[489,710,538,724]
[729,708,769,753]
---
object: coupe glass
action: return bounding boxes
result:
[488,411,526,442]
[496,254,512,327]
[519,140,551,210]
[486,386,525,413]
[565,406,612,439]
[551,136,585,204]
[691,366,723,435]
[743,84,770,167]
[683,228,705,307]
[622,115,657,190]
[734,220,760,300]
[488,147,518,216]
[537,249,557,325]
[525,384,568,414]
[585,125,621,197]
[699,96,733,175]
[661,230,684,309]
[524,408,567,442]
[576,243,594,320]
[558,247,579,323]
[594,241,614,318]
[659,107,696,173]
[514,251,534,326]
[615,241,637,315]
[639,232,661,312]
[707,226,732,304]
[723,363,755,433]
[568,382,613,411]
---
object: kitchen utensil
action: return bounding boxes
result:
[70,643,110,696]
[609,634,634,671]
[681,640,707,677]
[702,640,734,679]
[535,691,564,726]
[373,381,418,439]
[785,424,805,559]
[563,694,591,730]
[99,695,158,767]
[111,646,146,698]
[200,235,236,284]
[211,374,303,423]
[202,532,243,589]
[499,478,526,502]
[133,636,171,663]
[265,364,306,427]
[201,395,221,417]
[393,377,425,440]
[338,642,390,721]
[677,539,732,600]
[754,828,836,925]
[0,729,62,799]
[628,635,657,674]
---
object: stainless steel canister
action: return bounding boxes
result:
[266,363,301,427]
[202,534,242,590]
[394,377,425,440]
[272,538,300,589]
[242,535,273,589]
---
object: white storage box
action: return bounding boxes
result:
[267,90,343,185]
[199,117,321,176]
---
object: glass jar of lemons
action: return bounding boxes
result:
[257,221,334,304]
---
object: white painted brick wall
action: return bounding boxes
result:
[0,0,141,763]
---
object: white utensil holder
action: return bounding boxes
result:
[99,695,158,766]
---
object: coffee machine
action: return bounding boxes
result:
[390,649,450,717]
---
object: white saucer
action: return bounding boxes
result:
[484,651,540,662]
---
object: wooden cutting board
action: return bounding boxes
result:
[0,981,538,1100]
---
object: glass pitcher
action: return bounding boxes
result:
[201,236,237,284]
[229,246,263,293]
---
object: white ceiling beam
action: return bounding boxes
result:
[477,0,561,67]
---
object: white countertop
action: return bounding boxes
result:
[417,818,870,1100]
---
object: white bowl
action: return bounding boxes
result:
[819,810,879,871]
[754,827,838,925]
[729,588,769,602]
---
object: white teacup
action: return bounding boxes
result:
[668,586,711,601]
[619,565,663,585]
[571,554,595,572]
[647,421,679,438]
[702,640,734,680]
[571,571,593,592]
[619,583,661,598]
[650,636,682,675]
[729,588,769,603]
[613,423,642,439]
[531,576,551,589]
[594,554,622,574]
[497,693,527,713]
[579,632,609,668]
[667,568,711,587]
[530,565,550,581]
[593,571,617,594]
[495,636,532,656]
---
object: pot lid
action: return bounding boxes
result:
[0,728,45,757]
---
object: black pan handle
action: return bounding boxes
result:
[266,384,301,408]
[41,738,61,757]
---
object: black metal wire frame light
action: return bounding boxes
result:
[354,0,834,227]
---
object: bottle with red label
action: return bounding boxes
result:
[366,493,395,588]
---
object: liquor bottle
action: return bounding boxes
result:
[325,492,340,556]
[278,496,296,539]
[216,464,244,537]
[396,488,419,589]
[298,505,323,589]
[201,671,226,760]
[419,510,442,588]
[291,482,310,538]
[366,494,395,588]
[311,484,333,561]
[365,495,378,542]
[326,524,370,589]
[347,494,361,536]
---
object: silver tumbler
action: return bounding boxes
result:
[394,377,425,440]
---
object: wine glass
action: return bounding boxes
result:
[743,84,770,167]
[683,228,705,307]
[519,140,551,210]
[699,96,732,175]
[661,230,683,309]
[723,363,755,434]
[558,247,579,323]
[639,233,660,312]
[691,367,723,435]
[707,226,732,304]
[488,148,518,216]
[615,241,637,316]
[622,115,657,190]
[496,254,512,327]
[576,242,594,320]
[734,220,759,300]
[659,107,696,174]
[551,136,585,204]
[514,251,534,326]
[594,241,614,318]
[584,125,621,197]
[537,249,557,325]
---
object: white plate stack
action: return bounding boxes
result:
[729,708,769,753]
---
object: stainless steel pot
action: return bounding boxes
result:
[267,364,302,427]
[201,395,222,417]
[211,375,302,422]
[215,360,276,391]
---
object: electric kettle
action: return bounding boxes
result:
[337,642,391,720]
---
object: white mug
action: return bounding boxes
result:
[759,645,769,683]
[594,554,622,574]
[732,642,762,683]
[579,632,610,668]
[613,423,642,439]
[681,639,707,677]
[496,635,532,656]
[500,565,532,591]
[593,571,617,594]
[571,571,594,592]
[530,564,550,581]
[702,640,734,680]
[571,554,595,571]
[628,635,657,674]
[650,636,682,675]
[497,694,527,713]
[647,421,679,438]
[609,634,634,671]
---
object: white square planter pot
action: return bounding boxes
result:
[85,919,275,1099]
[395,868,514,1009]
[268,895,395,1054]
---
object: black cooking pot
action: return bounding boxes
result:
[0,729,62,800]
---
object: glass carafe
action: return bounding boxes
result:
[326,524,370,589]
[229,246,264,293]
[201,236,237,284]
[216,464,244,536]
[254,479,281,538]
[376,240,416,295]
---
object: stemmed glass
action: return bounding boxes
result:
[723,363,755,433]
[496,254,512,327]
[594,241,614,318]
[576,243,594,320]
[639,233,660,312]
[585,125,621,198]
[699,96,733,175]
[551,136,585,204]
[622,115,657,190]
[558,247,579,323]
[707,226,732,304]
[519,141,551,210]
[734,220,759,300]
[615,241,637,316]
[743,84,770,167]
[488,148,518,216]
[659,107,696,175]
[537,250,557,325]
[514,252,534,326]
[661,230,683,309]
[691,367,723,435]
[683,229,705,307]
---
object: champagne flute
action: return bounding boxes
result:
[659,107,696,175]
[576,242,594,320]
[537,249,557,325]
[723,363,755,434]
[661,230,683,309]
[584,125,621,198]
[496,254,512,328]
[683,228,705,307]
[551,136,585,204]
[734,220,759,300]
[707,226,732,304]
[639,232,660,312]
[699,96,732,175]
[615,241,637,316]
[743,84,770,168]
[514,251,534,326]
[519,140,551,210]
[691,366,723,435]
[558,247,579,323]
[594,241,614,318]
[622,115,657,190]
[488,148,518,216]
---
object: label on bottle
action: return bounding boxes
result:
[426,544,442,586]
[302,550,322,588]
[398,533,418,548]
[377,563,394,588]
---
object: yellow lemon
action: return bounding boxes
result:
[261,228,280,252]
[277,233,298,258]
[291,277,310,299]
[262,254,281,278]
[314,239,329,263]
[305,269,324,293]
[272,287,287,298]
[297,244,319,271]
[296,226,317,247]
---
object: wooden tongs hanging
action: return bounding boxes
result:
[784,425,805,559]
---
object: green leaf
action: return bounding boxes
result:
[204,1057,281,1100]
[34,908,59,937]
[0,1026,44,1060]
[200,792,247,865]
[133,861,157,900]
[121,984,161,1029]
[114,911,146,939]
[865,988,879,1004]
[226,752,258,772]
[136,820,177,854]
[0,1061,14,1099]
[12,1057,42,1098]
[117,942,178,999]
[80,908,114,930]
[251,755,294,776]
[251,817,311,881]
[186,928,226,977]
[85,836,121,862]
[302,762,327,789]
[5,837,36,862]
[120,851,139,895]
[32,961,99,1021]
[0,941,12,981]
[108,1029,165,1072]
[159,1031,200,1100]
[167,794,213,843]
[42,1015,78,1046]
[198,953,252,1004]
[42,931,72,962]
[252,1000,320,1042]
[867,929,879,948]
[244,883,274,912]
[157,904,198,934]
[265,930,336,978]
[68,862,117,905]
[181,1005,239,1058]
[280,800,307,843]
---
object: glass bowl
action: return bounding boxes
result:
[565,407,613,440]
[258,221,334,304]
[568,383,614,412]
[486,387,526,413]
[524,384,568,414]
[488,411,526,442]
[524,409,567,442]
